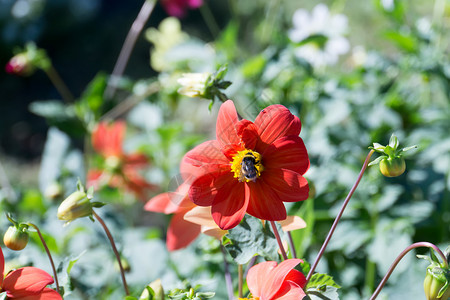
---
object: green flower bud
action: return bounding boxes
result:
[3,225,29,251]
[57,190,93,222]
[140,279,164,300]
[44,181,64,200]
[379,156,406,177]
[424,267,450,300]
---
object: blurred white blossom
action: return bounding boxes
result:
[289,3,350,68]
[177,72,210,98]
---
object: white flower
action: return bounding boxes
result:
[289,4,350,68]
[177,72,210,98]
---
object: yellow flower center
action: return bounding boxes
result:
[230,149,264,182]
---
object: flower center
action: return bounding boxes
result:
[230,149,264,182]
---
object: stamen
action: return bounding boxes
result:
[230,149,264,182]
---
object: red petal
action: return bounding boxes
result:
[236,119,258,149]
[124,153,149,167]
[211,181,248,230]
[246,261,277,298]
[254,105,301,152]
[216,100,240,146]
[122,168,157,200]
[3,267,54,298]
[182,140,229,180]
[145,183,194,214]
[285,269,307,289]
[272,280,306,300]
[263,136,310,175]
[92,121,125,157]
[17,288,62,300]
[246,181,287,221]
[262,168,309,202]
[261,259,303,299]
[189,170,232,206]
[166,211,202,251]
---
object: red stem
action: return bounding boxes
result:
[306,150,375,283]
[93,210,129,295]
[370,242,448,300]
[270,221,288,260]
[28,223,60,294]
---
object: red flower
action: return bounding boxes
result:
[0,247,61,299]
[88,121,156,201]
[184,100,309,230]
[5,54,35,76]
[245,259,307,300]
[160,0,203,18]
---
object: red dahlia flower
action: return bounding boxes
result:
[160,0,203,18]
[184,100,309,230]
[88,121,156,201]
[245,259,307,300]
[0,247,61,299]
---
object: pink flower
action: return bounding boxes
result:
[160,0,203,18]
[245,259,307,300]
[0,247,61,299]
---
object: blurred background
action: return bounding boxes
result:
[0,0,449,299]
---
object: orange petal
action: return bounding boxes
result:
[167,212,202,251]
[278,216,307,232]
[17,288,63,299]
[92,121,125,157]
[201,226,228,240]
[246,181,287,221]
[261,168,309,202]
[261,259,303,299]
[0,247,4,287]
[183,206,216,227]
[272,280,306,300]
[211,180,248,230]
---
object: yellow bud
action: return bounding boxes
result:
[57,191,92,222]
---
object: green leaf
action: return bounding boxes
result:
[384,31,417,53]
[76,73,107,125]
[241,55,266,78]
[307,286,340,300]
[223,215,283,264]
[307,273,341,289]
[29,101,86,137]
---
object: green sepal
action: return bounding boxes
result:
[91,202,106,208]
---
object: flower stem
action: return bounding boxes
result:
[28,223,60,295]
[92,210,129,296]
[105,0,155,99]
[270,221,288,260]
[287,231,297,259]
[370,242,448,300]
[220,244,235,300]
[44,65,75,103]
[306,149,375,283]
[238,264,243,298]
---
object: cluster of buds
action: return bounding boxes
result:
[177,64,232,103]
[5,42,50,76]
[418,247,450,300]
[369,134,417,177]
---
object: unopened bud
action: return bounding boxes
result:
[5,53,35,76]
[379,156,406,177]
[177,73,210,98]
[3,225,29,251]
[424,267,450,300]
[57,191,92,222]
[140,279,164,300]
[44,182,64,200]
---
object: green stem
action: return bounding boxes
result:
[305,150,375,283]
[370,242,448,300]
[44,65,75,103]
[270,221,288,260]
[92,210,129,296]
[28,223,60,295]
[364,259,376,293]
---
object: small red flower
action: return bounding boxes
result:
[88,121,156,201]
[245,259,307,300]
[184,100,310,230]
[160,0,203,18]
[0,247,61,299]
[5,54,35,76]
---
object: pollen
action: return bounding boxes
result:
[230,149,264,182]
